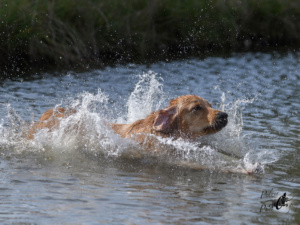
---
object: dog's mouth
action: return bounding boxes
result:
[213,116,228,130]
[203,112,228,133]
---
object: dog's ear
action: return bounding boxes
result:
[153,106,177,133]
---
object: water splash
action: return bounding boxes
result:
[126,71,165,123]
[0,71,278,173]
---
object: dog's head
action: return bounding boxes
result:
[153,95,228,138]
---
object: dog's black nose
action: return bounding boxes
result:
[216,112,228,120]
[213,112,228,130]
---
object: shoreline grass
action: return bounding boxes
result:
[1,0,300,78]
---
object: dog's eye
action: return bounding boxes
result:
[192,105,202,112]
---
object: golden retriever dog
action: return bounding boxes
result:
[110,95,228,144]
[25,95,264,174]
[26,95,228,144]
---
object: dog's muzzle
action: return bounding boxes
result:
[213,112,228,130]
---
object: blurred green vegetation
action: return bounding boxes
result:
[1,0,300,77]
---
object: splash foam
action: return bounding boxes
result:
[0,71,276,173]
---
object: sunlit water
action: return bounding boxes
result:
[0,52,299,224]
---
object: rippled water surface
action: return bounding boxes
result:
[0,52,300,224]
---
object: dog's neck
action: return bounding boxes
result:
[111,112,195,142]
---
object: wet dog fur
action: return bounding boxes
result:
[110,95,228,144]
[26,95,228,143]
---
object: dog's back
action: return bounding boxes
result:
[26,95,228,143]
